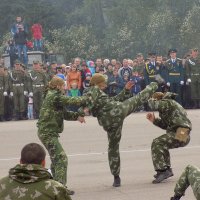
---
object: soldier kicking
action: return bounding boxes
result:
[83,73,158,187]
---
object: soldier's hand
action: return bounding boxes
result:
[146,112,155,123]
[29,92,33,97]
[78,116,86,123]
[3,91,8,96]
[125,81,134,90]
[83,107,90,115]
[24,91,28,96]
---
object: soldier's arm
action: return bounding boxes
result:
[59,94,88,106]
[4,75,9,92]
[148,99,169,129]
[63,109,81,121]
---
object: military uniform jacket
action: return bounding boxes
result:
[143,62,160,85]
[0,164,71,200]
[165,58,184,83]
[84,86,132,129]
[37,89,87,136]
[185,57,200,81]
[0,73,9,91]
[148,98,192,132]
[9,69,28,92]
[28,70,47,92]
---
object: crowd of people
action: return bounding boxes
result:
[0,46,200,121]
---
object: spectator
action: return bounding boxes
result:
[27,96,34,119]
[11,16,28,37]
[13,24,28,65]
[0,143,72,199]
[83,73,91,92]
[56,66,65,80]
[67,64,81,90]
[118,59,132,80]
[31,22,43,51]
[86,60,95,75]
[5,39,18,68]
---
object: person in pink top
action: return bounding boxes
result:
[31,22,43,51]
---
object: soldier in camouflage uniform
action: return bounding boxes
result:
[83,73,158,187]
[146,92,192,184]
[37,76,88,195]
[0,65,9,121]
[0,143,71,200]
[9,60,28,120]
[28,60,47,119]
[170,165,200,200]
[185,48,200,108]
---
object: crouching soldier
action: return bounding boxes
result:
[146,92,192,184]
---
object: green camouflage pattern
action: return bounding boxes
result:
[84,82,158,176]
[0,164,71,200]
[37,89,87,185]
[148,97,192,171]
[173,165,200,199]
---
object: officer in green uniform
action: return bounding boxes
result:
[146,92,192,184]
[9,60,28,120]
[83,73,158,187]
[0,143,72,200]
[170,165,200,200]
[28,60,47,118]
[0,65,9,121]
[185,48,200,108]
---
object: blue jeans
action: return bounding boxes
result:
[34,39,42,51]
[17,44,28,65]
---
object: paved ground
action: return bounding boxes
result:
[1,110,200,200]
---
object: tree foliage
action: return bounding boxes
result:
[1,0,200,60]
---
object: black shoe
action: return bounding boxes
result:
[113,176,121,187]
[154,168,173,178]
[65,188,75,195]
[170,195,182,200]
[152,169,173,184]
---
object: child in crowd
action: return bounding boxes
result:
[83,73,91,91]
[130,71,142,95]
[27,96,34,119]
[67,81,81,112]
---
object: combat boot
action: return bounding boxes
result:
[154,168,173,178]
[0,115,4,122]
[170,195,182,200]
[152,169,173,184]
[113,175,121,187]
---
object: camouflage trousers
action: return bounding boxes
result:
[104,85,157,176]
[174,165,200,199]
[38,132,68,185]
[151,131,190,171]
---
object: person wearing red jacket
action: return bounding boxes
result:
[31,23,43,51]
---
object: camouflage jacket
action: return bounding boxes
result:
[148,97,192,132]
[37,89,87,136]
[0,164,71,200]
